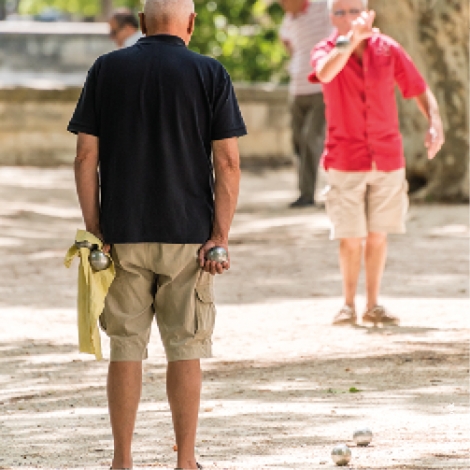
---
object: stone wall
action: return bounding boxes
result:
[0,85,293,167]
[234,85,292,166]
[0,22,112,75]
[0,22,293,167]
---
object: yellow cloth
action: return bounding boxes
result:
[64,230,115,360]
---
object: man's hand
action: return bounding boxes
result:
[414,89,445,160]
[198,239,230,276]
[350,10,377,47]
[86,226,111,254]
[425,123,444,160]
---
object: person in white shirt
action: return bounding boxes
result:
[280,0,331,207]
[109,8,143,49]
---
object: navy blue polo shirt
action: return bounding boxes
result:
[68,34,247,244]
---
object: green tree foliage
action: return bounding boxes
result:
[19,0,99,17]
[191,0,288,83]
[19,0,140,17]
[18,0,288,83]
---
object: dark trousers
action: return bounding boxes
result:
[290,93,326,200]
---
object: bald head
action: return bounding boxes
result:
[140,0,196,44]
[143,0,194,27]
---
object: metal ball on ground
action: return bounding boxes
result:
[331,444,351,466]
[205,246,228,263]
[353,427,373,447]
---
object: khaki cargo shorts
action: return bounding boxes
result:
[325,168,409,239]
[100,243,216,362]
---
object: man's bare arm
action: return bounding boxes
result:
[316,11,376,83]
[414,88,445,160]
[74,133,107,247]
[198,137,241,275]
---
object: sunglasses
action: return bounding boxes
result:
[333,8,363,17]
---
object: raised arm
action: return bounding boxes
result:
[74,132,109,250]
[316,10,377,83]
[198,137,241,275]
[414,88,445,160]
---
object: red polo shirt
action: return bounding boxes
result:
[309,32,427,171]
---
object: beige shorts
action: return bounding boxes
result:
[325,168,409,239]
[100,243,215,362]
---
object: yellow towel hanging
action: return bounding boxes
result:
[64,229,115,360]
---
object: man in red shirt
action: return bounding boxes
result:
[309,0,444,326]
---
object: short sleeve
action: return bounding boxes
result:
[211,69,247,141]
[393,43,427,99]
[308,41,330,83]
[67,60,101,136]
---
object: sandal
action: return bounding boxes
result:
[363,305,400,326]
[332,305,357,326]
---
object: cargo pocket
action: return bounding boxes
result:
[194,277,216,341]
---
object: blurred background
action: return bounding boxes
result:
[0,0,468,201]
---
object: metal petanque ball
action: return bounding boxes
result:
[335,35,351,50]
[331,444,352,466]
[89,249,111,271]
[205,246,228,263]
[353,428,373,447]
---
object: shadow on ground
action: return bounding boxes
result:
[0,336,468,469]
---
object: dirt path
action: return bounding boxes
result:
[0,167,468,470]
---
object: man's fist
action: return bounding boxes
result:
[350,10,376,46]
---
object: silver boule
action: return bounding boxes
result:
[89,249,111,271]
[205,246,228,263]
[75,240,95,250]
[353,427,373,447]
[331,444,352,466]
[335,35,351,51]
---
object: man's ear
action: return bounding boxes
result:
[187,12,196,35]
[139,12,147,35]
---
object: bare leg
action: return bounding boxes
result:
[108,361,142,469]
[167,359,202,470]
[365,232,388,310]
[339,238,363,308]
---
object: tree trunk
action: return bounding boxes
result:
[98,0,114,21]
[370,0,469,202]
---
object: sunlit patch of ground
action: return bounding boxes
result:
[0,167,468,469]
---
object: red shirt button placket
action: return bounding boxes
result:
[364,57,375,170]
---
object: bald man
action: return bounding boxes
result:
[68,1,247,468]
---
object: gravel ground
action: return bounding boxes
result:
[0,167,468,470]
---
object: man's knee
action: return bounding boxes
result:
[340,237,363,251]
[366,232,387,247]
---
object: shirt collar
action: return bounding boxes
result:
[137,34,186,47]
